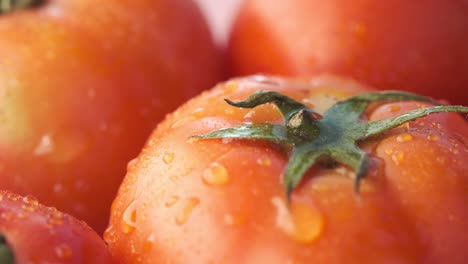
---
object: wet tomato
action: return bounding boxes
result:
[228,0,468,105]
[0,0,222,232]
[106,75,468,263]
[0,190,114,263]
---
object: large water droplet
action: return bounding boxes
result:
[202,163,229,186]
[165,195,180,207]
[272,197,323,244]
[391,151,405,165]
[388,105,401,112]
[103,226,115,243]
[175,197,200,225]
[127,157,139,170]
[163,152,174,164]
[256,157,272,166]
[223,213,246,226]
[290,201,324,243]
[427,133,440,141]
[55,244,73,260]
[143,233,156,253]
[34,134,54,155]
[396,133,413,142]
[121,200,138,234]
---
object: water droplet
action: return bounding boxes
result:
[34,134,54,155]
[272,197,323,244]
[396,133,413,142]
[351,22,367,36]
[436,156,446,164]
[171,116,196,129]
[40,130,90,163]
[256,157,272,166]
[225,108,235,115]
[103,226,115,243]
[121,200,138,234]
[222,138,233,144]
[55,244,73,260]
[175,197,200,225]
[388,105,401,112]
[248,75,280,86]
[202,163,229,186]
[1,212,13,221]
[169,175,178,182]
[243,109,256,119]
[21,197,37,212]
[99,122,109,131]
[74,179,90,192]
[391,151,405,165]
[87,88,96,99]
[271,197,295,235]
[290,202,324,243]
[223,213,246,226]
[224,214,234,225]
[163,152,174,164]
[301,98,315,108]
[22,195,39,206]
[48,209,64,226]
[143,233,156,253]
[450,147,460,154]
[427,133,439,141]
[53,183,64,193]
[127,157,139,170]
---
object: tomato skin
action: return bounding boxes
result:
[106,75,467,263]
[228,0,468,105]
[0,190,114,263]
[0,0,221,232]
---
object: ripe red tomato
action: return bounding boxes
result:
[0,190,114,263]
[105,75,467,263]
[228,0,468,105]
[0,0,221,232]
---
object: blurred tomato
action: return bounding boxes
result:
[228,0,468,104]
[0,0,222,232]
[194,0,243,45]
[0,190,114,263]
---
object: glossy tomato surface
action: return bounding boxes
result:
[228,0,468,105]
[0,0,222,232]
[106,75,468,263]
[0,190,114,263]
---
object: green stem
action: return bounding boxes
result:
[0,0,43,14]
[195,89,468,199]
[0,234,14,264]
[364,105,468,138]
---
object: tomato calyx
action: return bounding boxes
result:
[0,0,43,14]
[194,90,468,200]
[0,234,14,264]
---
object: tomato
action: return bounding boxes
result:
[0,0,222,232]
[105,75,468,263]
[228,0,468,105]
[194,0,243,44]
[0,190,114,263]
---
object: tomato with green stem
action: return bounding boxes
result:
[228,0,468,105]
[0,0,221,232]
[106,75,467,263]
[0,190,114,263]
